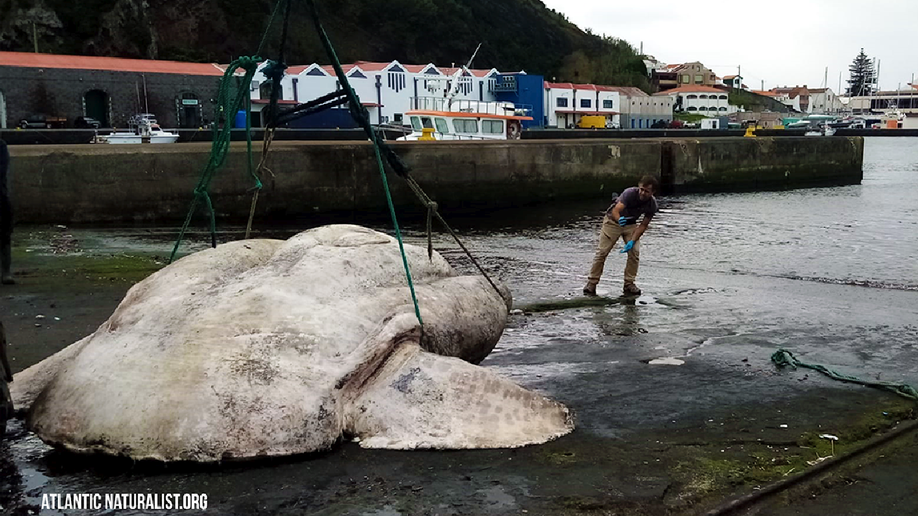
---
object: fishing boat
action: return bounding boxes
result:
[399,97,532,141]
[91,115,179,144]
[804,122,835,136]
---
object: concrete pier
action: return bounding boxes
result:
[7,137,863,224]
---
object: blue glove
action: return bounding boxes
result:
[618,216,628,227]
[620,241,634,253]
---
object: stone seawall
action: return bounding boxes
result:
[7,137,863,224]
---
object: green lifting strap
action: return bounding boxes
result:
[772,349,918,402]
[169,0,287,263]
[169,55,263,263]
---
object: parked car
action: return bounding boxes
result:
[19,114,66,129]
[73,116,102,129]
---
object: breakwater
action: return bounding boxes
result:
[7,137,863,224]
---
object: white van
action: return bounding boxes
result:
[700,119,720,130]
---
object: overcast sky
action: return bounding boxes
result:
[539,0,917,93]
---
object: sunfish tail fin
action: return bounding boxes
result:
[345,344,573,449]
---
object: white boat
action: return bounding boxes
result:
[398,98,532,141]
[805,123,835,136]
[880,110,904,129]
[91,116,179,144]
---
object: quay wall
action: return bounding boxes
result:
[6,137,863,224]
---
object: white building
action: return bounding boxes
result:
[653,85,736,117]
[249,60,502,127]
[722,74,744,89]
[614,87,674,129]
[807,88,843,114]
[846,86,918,115]
[543,82,621,128]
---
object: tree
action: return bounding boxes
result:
[847,48,876,97]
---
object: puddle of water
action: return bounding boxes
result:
[648,357,685,366]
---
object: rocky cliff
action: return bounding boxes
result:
[0,0,649,88]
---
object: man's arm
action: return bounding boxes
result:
[629,215,653,242]
[609,202,626,221]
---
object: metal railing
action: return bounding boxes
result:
[409,97,532,117]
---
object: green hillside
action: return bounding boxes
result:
[0,0,650,91]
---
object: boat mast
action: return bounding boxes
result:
[445,43,482,106]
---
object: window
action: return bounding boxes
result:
[603,99,613,109]
[580,98,591,108]
[387,72,406,92]
[453,119,478,133]
[482,119,503,134]
[681,75,690,84]
[699,94,708,99]
[394,113,403,123]
[410,117,422,131]
[699,107,708,111]
[556,97,569,108]
[687,107,697,111]
[434,118,450,134]
[719,107,728,111]
[694,75,703,84]
[687,94,698,99]
[719,95,728,100]
[421,117,434,129]
[259,81,277,100]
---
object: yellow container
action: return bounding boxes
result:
[578,115,606,129]
[419,127,436,141]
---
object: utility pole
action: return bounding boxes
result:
[761,79,764,91]
[32,22,38,53]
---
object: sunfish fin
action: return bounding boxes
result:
[345,344,573,449]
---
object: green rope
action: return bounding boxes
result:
[169,56,262,263]
[772,349,918,402]
[305,0,423,326]
[169,0,287,263]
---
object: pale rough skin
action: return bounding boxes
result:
[12,225,573,461]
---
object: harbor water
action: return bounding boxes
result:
[2,137,916,515]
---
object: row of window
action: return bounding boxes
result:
[685,94,728,100]
[556,98,614,109]
[685,107,729,111]
[410,115,504,134]
[680,74,717,84]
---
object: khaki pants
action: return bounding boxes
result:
[587,216,640,287]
